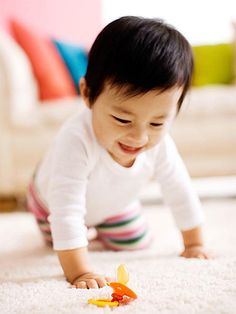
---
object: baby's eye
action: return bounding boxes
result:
[112,115,131,124]
[150,122,163,127]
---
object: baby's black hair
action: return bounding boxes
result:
[85,16,193,110]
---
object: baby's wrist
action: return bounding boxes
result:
[70,269,93,283]
[181,226,204,250]
[184,243,204,249]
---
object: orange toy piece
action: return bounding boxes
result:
[108,282,138,299]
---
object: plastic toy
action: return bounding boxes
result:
[87,264,137,307]
[117,263,129,285]
[88,299,119,307]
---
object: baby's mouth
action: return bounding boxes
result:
[118,142,143,154]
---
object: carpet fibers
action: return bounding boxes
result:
[0,199,236,314]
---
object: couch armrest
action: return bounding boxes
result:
[0,30,39,127]
[0,49,9,126]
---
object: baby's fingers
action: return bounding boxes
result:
[72,274,110,289]
[195,253,208,259]
[87,279,99,289]
[105,276,113,283]
[72,279,98,289]
[181,250,210,259]
[72,279,99,289]
[197,251,215,259]
[72,280,87,289]
[96,277,107,288]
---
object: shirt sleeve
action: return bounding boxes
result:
[153,135,205,231]
[47,126,94,250]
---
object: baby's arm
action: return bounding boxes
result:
[45,128,111,288]
[153,136,212,259]
[57,247,111,289]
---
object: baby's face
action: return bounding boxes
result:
[85,84,181,167]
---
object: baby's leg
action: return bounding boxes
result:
[95,203,152,251]
[27,181,99,247]
[26,181,53,246]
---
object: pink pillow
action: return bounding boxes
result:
[10,19,77,101]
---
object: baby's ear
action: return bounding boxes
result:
[79,77,91,108]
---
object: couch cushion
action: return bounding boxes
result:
[53,39,88,94]
[232,21,236,84]
[192,43,234,86]
[10,19,77,101]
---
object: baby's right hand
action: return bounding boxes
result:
[72,272,112,289]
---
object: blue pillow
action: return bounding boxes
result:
[53,39,88,93]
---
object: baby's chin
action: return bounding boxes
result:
[107,150,135,167]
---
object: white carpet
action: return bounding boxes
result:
[0,199,236,314]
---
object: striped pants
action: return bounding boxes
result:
[26,182,152,251]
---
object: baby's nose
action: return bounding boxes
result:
[128,127,148,146]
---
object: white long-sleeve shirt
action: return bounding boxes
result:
[35,105,204,250]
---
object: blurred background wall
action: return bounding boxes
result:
[102,0,236,45]
[0,0,102,48]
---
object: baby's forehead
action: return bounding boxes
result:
[107,92,178,119]
[103,81,181,99]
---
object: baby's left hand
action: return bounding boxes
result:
[180,245,212,259]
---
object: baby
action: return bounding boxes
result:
[27,16,210,289]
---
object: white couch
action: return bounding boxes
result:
[1,30,236,197]
[171,86,236,178]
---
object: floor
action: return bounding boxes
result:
[0,198,236,313]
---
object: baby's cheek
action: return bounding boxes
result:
[149,133,163,146]
[146,140,159,151]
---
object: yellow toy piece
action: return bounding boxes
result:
[117,264,129,285]
[88,299,119,307]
